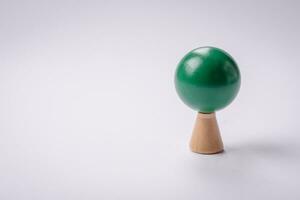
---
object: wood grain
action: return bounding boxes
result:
[190,112,224,154]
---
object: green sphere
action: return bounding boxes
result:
[175,47,241,113]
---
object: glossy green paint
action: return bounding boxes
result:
[175,47,241,113]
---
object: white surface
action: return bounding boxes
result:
[1,0,300,199]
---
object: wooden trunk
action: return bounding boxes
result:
[190,112,224,154]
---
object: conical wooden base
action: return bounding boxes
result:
[190,112,224,154]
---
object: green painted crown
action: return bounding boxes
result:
[175,47,241,113]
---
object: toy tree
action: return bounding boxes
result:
[175,46,241,154]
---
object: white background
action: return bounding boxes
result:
[1,0,300,199]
